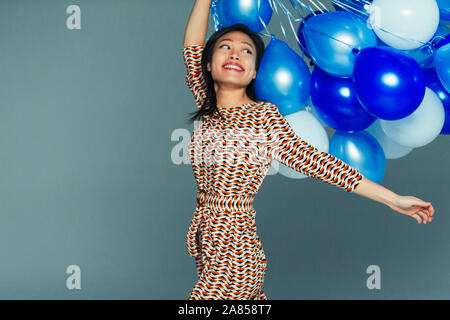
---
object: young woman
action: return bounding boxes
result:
[182,0,435,300]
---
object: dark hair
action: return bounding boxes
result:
[187,23,266,123]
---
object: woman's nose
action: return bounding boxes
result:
[230,50,240,60]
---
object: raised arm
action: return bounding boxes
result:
[183,0,211,47]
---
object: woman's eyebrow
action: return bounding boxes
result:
[218,38,255,49]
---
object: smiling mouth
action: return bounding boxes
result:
[223,66,244,72]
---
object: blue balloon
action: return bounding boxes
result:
[310,66,376,132]
[329,130,386,185]
[423,67,450,134]
[434,43,450,93]
[353,46,426,120]
[333,0,373,19]
[296,11,323,63]
[433,22,450,49]
[437,0,450,21]
[438,20,450,35]
[254,38,311,115]
[435,34,450,50]
[216,0,273,33]
[302,11,377,78]
[404,44,435,69]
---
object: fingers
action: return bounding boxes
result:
[422,203,435,221]
[427,203,435,219]
[411,213,420,223]
[424,206,433,221]
[419,211,430,224]
[413,198,435,224]
[412,212,424,224]
[412,210,432,224]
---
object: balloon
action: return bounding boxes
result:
[306,97,328,128]
[434,34,450,50]
[391,21,449,68]
[434,43,450,93]
[368,0,440,50]
[276,110,329,179]
[254,38,311,115]
[216,0,273,33]
[333,0,373,19]
[439,20,450,35]
[329,130,386,185]
[423,67,450,134]
[353,46,426,120]
[302,11,377,78]
[310,66,376,132]
[380,88,445,147]
[365,120,413,159]
[296,11,323,62]
[403,44,435,69]
[437,0,450,20]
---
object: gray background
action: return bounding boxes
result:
[0,0,448,299]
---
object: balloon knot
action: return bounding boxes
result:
[352,47,361,55]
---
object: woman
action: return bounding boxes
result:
[182,0,435,300]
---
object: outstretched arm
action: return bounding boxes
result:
[259,103,435,225]
[184,0,211,47]
[353,177,435,224]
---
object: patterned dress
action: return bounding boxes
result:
[182,44,364,300]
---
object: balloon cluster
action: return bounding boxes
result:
[211,0,450,183]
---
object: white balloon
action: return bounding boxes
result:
[369,0,440,50]
[276,110,329,179]
[380,87,445,148]
[365,119,413,159]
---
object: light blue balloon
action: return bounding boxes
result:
[254,38,311,115]
[423,67,450,134]
[216,0,273,33]
[437,0,450,20]
[302,11,377,78]
[434,43,450,93]
[329,130,386,185]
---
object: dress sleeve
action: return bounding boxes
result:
[260,103,364,193]
[182,44,208,109]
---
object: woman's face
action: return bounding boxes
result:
[207,31,257,89]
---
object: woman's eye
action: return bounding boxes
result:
[220,44,252,54]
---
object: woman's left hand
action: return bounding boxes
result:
[388,195,435,224]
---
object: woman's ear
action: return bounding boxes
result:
[207,62,211,72]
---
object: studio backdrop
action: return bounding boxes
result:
[0,0,448,299]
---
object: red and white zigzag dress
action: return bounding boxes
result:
[182,44,364,300]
